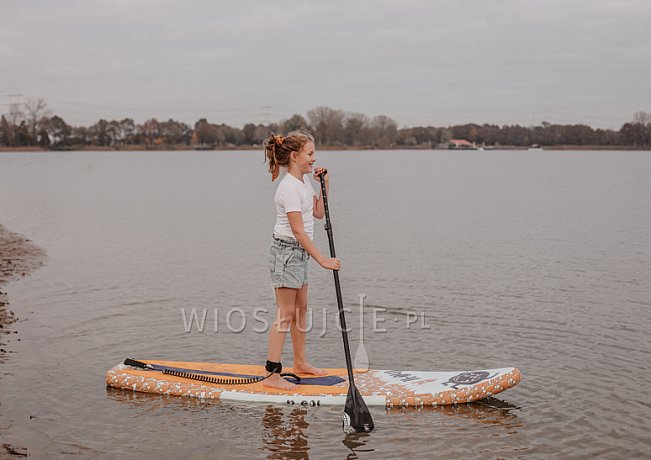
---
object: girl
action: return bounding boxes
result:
[263,131,341,391]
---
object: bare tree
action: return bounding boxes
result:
[7,103,24,125]
[307,106,345,145]
[45,116,72,147]
[343,112,371,146]
[280,114,309,133]
[369,115,398,148]
[0,115,14,146]
[191,119,223,147]
[90,119,110,146]
[633,111,650,126]
[141,118,163,147]
[24,98,51,139]
[120,118,136,144]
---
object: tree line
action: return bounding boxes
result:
[1,100,650,150]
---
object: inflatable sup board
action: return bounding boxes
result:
[106,359,521,407]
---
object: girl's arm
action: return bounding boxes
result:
[287,212,340,271]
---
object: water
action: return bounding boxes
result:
[0,150,650,458]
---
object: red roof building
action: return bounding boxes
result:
[448,139,476,149]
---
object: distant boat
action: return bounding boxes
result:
[528,144,544,151]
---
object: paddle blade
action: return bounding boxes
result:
[342,386,374,433]
[353,343,370,372]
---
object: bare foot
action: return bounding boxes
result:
[262,373,297,391]
[293,362,327,376]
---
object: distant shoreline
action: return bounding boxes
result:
[0,225,45,458]
[0,225,46,358]
[1,145,650,153]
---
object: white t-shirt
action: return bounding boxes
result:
[273,172,317,240]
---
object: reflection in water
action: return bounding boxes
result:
[106,386,211,411]
[107,386,173,407]
[386,397,521,429]
[107,387,521,458]
[342,432,374,460]
[261,406,310,459]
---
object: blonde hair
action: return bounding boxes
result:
[263,131,315,181]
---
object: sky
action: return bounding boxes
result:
[1,0,650,129]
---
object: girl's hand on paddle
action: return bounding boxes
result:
[313,167,328,182]
[320,257,341,271]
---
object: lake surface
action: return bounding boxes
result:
[0,149,650,458]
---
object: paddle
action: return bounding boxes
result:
[318,171,374,433]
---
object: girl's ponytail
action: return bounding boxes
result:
[263,131,314,181]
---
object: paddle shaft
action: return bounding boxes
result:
[318,174,357,388]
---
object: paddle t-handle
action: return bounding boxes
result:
[318,172,374,433]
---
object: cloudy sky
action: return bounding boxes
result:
[1,0,650,129]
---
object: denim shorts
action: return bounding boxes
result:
[268,235,310,289]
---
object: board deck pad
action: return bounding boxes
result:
[106,360,521,407]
